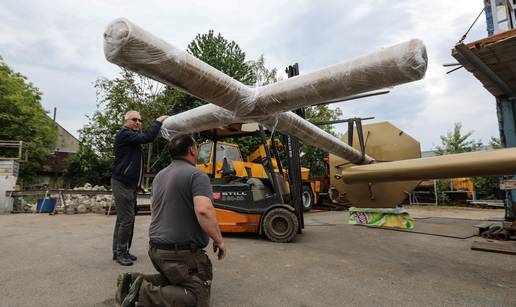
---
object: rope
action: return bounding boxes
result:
[458,7,486,44]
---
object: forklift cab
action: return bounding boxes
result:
[197,141,261,180]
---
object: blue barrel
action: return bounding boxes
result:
[36,198,56,213]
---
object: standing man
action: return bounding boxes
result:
[116,134,226,307]
[112,110,168,266]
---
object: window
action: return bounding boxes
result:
[196,142,243,163]
[197,142,212,164]
[216,144,243,162]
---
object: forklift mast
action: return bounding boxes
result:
[283,63,305,233]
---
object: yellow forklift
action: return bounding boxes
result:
[195,123,304,242]
[197,135,321,211]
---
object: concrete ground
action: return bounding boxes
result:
[0,207,514,307]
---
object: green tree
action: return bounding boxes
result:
[249,54,279,86]
[64,145,112,187]
[0,56,57,185]
[434,122,482,155]
[187,30,256,85]
[435,179,451,205]
[489,136,502,149]
[434,122,501,202]
[82,69,166,158]
[472,176,498,199]
[471,136,502,200]
[300,105,342,176]
[66,69,177,186]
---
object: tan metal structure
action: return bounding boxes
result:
[341,148,516,183]
[329,122,516,208]
[329,122,421,208]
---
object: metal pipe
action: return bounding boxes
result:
[340,148,516,183]
[311,117,375,126]
[494,229,510,241]
[311,90,390,107]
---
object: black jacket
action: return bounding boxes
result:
[112,121,162,188]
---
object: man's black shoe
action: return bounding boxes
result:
[116,273,132,305]
[121,275,143,307]
[116,254,133,266]
[127,253,137,261]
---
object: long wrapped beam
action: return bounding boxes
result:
[104,18,427,117]
[263,112,374,164]
[340,148,516,183]
[253,40,427,116]
[160,104,237,136]
[162,104,374,164]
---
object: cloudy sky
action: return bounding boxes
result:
[0,0,497,150]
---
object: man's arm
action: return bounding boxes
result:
[194,196,226,260]
[119,116,168,145]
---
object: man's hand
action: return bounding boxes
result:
[213,240,227,260]
[156,115,169,123]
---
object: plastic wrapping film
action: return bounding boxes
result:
[160,103,278,136]
[253,39,427,116]
[104,18,255,116]
[160,104,239,137]
[104,18,427,118]
[103,18,427,164]
[263,112,374,164]
[162,106,373,164]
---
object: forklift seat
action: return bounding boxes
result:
[247,177,269,201]
[221,157,238,183]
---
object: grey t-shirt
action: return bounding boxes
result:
[149,159,212,247]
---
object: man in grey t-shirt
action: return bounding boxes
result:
[116,134,226,307]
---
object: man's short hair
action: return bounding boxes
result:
[168,134,196,159]
[124,110,140,120]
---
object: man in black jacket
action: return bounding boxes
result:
[112,110,168,266]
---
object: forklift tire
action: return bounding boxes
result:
[302,185,314,212]
[262,208,299,243]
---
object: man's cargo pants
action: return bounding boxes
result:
[138,245,213,307]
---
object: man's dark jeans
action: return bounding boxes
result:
[112,178,137,256]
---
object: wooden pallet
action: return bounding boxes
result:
[471,240,516,255]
